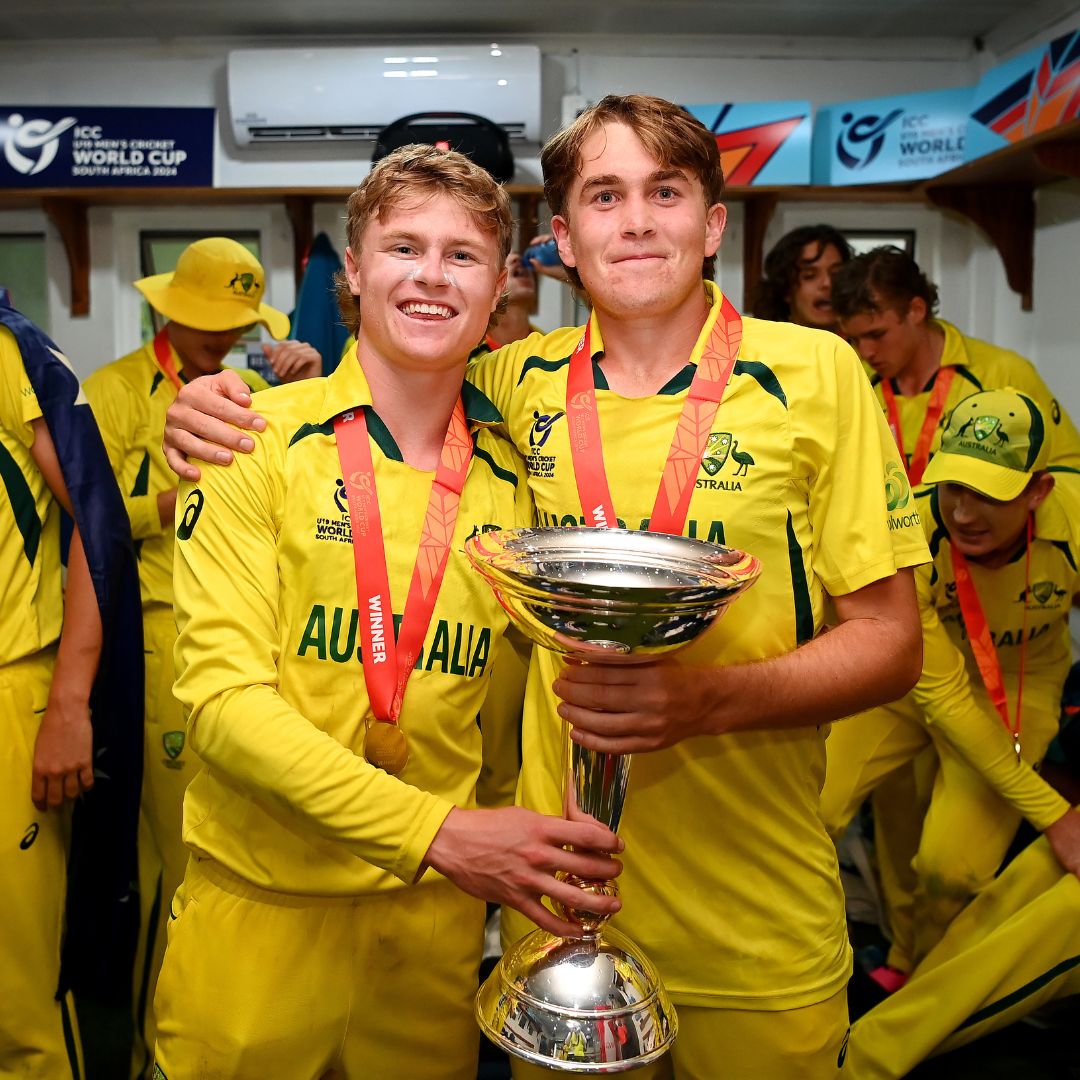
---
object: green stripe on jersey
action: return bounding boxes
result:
[0,438,41,566]
[473,445,518,487]
[734,359,788,409]
[786,511,814,645]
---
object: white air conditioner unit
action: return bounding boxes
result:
[228,45,541,147]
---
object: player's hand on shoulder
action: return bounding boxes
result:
[423,805,623,937]
[163,370,266,481]
[553,656,714,754]
[31,696,95,811]
[263,340,321,383]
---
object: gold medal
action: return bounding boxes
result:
[365,720,409,775]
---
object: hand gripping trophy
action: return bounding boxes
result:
[466,526,760,1073]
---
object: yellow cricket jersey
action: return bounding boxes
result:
[906,477,1080,829]
[172,346,530,897]
[466,282,930,1009]
[0,327,61,666]
[871,321,1080,472]
[84,340,265,610]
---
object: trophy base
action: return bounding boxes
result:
[476,924,677,1073]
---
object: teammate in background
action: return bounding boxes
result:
[475,250,543,354]
[161,95,929,1078]
[751,224,853,332]
[0,302,141,1077]
[846,816,1080,1077]
[153,146,621,1080]
[830,246,1080,991]
[83,237,321,1079]
[831,246,1080,482]
[821,389,1080,978]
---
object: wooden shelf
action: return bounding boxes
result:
[2,120,1077,315]
[917,118,1080,311]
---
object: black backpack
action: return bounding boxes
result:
[372,112,515,182]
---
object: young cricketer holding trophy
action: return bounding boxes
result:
[165,95,930,1077]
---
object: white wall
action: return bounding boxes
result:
[0,31,1076,406]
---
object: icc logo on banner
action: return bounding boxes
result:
[835,109,903,169]
[3,113,77,176]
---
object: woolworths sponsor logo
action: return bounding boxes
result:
[297,604,492,677]
[885,461,911,512]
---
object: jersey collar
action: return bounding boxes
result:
[936,320,969,370]
[587,280,728,367]
[318,339,503,432]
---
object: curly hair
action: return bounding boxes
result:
[750,225,853,321]
[334,144,513,336]
[830,246,940,321]
[541,94,725,291]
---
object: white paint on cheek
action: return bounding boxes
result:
[443,269,458,288]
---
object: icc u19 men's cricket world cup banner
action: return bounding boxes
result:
[0,106,214,187]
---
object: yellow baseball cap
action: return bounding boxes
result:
[922,387,1050,501]
[133,237,290,340]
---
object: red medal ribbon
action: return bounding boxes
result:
[335,399,473,725]
[565,293,743,535]
[152,328,184,392]
[950,514,1032,761]
[881,366,956,485]
[483,334,500,353]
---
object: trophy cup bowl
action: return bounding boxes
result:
[465,527,760,1072]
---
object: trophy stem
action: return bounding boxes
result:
[571,742,632,836]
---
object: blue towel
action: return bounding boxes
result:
[291,232,350,375]
[0,297,143,1002]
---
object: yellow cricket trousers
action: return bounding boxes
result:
[154,857,486,1079]
[846,832,1080,1078]
[0,648,84,1079]
[131,605,200,1080]
[821,694,1058,966]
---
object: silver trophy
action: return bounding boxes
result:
[465,527,761,1073]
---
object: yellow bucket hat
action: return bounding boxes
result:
[133,237,290,340]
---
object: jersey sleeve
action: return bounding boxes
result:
[0,327,41,441]
[912,565,1069,831]
[172,436,455,884]
[83,369,163,541]
[799,338,929,596]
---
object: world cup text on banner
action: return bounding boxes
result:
[811,87,972,186]
[966,29,1080,162]
[681,102,812,186]
[0,107,214,188]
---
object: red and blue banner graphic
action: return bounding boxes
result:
[812,87,972,185]
[681,102,811,186]
[966,30,1080,160]
[0,106,214,187]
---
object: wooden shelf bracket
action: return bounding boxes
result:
[924,184,1035,311]
[42,197,90,317]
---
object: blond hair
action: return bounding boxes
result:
[334,144,513,335]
